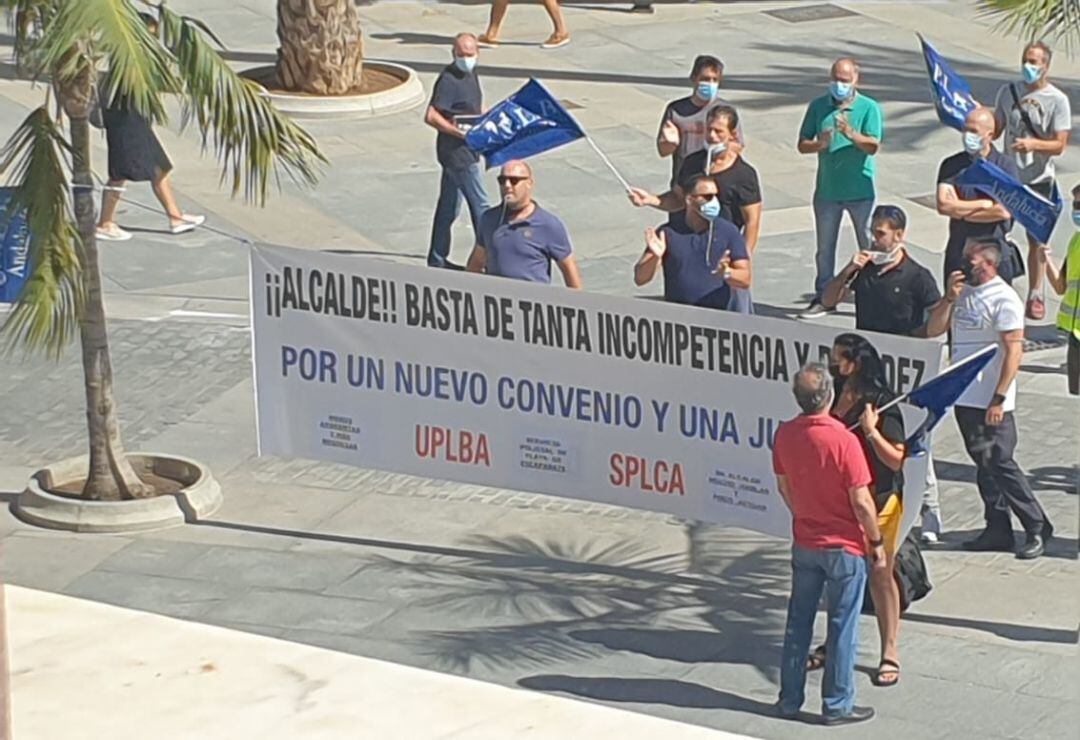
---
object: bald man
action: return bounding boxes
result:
[936,106,1020,283]
[466,160,582,288]
[425,33,490,270]
[798,57,884,319]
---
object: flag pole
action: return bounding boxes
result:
[584,136,632,192]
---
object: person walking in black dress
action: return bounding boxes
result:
[95,14,203,241]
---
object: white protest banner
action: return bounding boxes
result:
[251,244,943,539]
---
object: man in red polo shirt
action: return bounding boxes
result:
[772,362,886,726]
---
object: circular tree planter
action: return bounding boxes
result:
[243,61,425,120]
[14,453,222,533]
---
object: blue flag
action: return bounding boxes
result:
[0,187,31,304]
[957,157,1064,244]
[904,345,997,456]
[465,79,585,168]
[919,35,977,131]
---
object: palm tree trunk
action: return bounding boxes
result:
[69,115,149,501]
[276,0,363,95]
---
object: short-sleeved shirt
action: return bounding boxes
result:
[478,203,572,284]
[430,64,482,169]
[658,95,741,187]
[835,390,905,510]
[937,148,1019,272]
[798,92,883,202]
[993,82,1072,184]
[951,276,1025,411]
[772,414,873,556]
[657,217,748,309]
[851,253,941,336]
[676,152,762,232]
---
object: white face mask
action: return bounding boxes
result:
[869,246,902,265]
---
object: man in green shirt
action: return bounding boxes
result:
[797,57,884,318]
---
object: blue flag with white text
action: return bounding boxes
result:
[919,35,977,131]
[904,345,997,455]
[465,79,585,168]
[957,157,1063,244]
[0,187,31,304]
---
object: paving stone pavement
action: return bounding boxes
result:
[0,1,1077,738]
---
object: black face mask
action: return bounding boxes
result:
[961,261,979,285]
[829,363,847,388]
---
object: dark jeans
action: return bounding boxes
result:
[1068,333,1078,396]
[954,406,1048,536]
[428,161,489,268]
[779,545,867,718]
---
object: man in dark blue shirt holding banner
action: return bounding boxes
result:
[633,175,751,309]
[425,33,489,270]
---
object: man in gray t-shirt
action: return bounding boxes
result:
[993,41,1072,320]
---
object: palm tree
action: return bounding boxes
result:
[276,0,364,95]
[0,0,325,500]
[977,0,1080,51]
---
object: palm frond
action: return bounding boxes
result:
[977,0,1080,51]
[0,107,83,358]
[35,0,177,122]
[156,4,326,205]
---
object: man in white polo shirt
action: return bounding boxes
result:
[925,238,1052,559]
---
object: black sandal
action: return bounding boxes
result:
[805,644,827,671]
[872,658,901,687]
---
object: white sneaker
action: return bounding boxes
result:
[96,225,132,241]
[798,301,833,319]
[170,214,205,235]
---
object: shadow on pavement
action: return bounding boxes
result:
[517,674,781,714]
[929,527,1077,560]
[358,522,790,684]
[901,612,1080,645]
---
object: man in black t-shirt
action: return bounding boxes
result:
[632,106,761,247]
[821,205,947,546]
[936,106,1019,283]
[821,205,943,336]
[425,33,490,270]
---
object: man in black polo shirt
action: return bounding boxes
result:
[425,33,489,270]
[936,106,1019,284]
[822,205,942,335]
[821,204,946,544]
[633,175,751,309]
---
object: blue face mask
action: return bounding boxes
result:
[695,81,719,102]
[454,55,477,73]
[698,197,721,221]
[1073,210,1080,228]
[829,80,854,101]
[963,131,983,154]
[1021,63,1042,84]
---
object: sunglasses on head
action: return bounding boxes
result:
[498,175,529,186]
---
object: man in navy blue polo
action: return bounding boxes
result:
[466,160,583,288]
[633,175,751,309]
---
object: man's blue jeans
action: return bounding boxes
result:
[428,161,489,268]
[779,545,867,718]
[812,196,873,299]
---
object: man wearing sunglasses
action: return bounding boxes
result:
[633,175,750,309]
[466,160,583,288]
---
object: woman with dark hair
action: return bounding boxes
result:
[95,13,203,241]
[804,332,906,687]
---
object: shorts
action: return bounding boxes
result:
[877,494,904,556]
[1025,180,1055,242]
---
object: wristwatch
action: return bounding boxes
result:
[868,537,884,548]
[990,393,1007,407]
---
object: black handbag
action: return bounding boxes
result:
[862,531,932,614]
